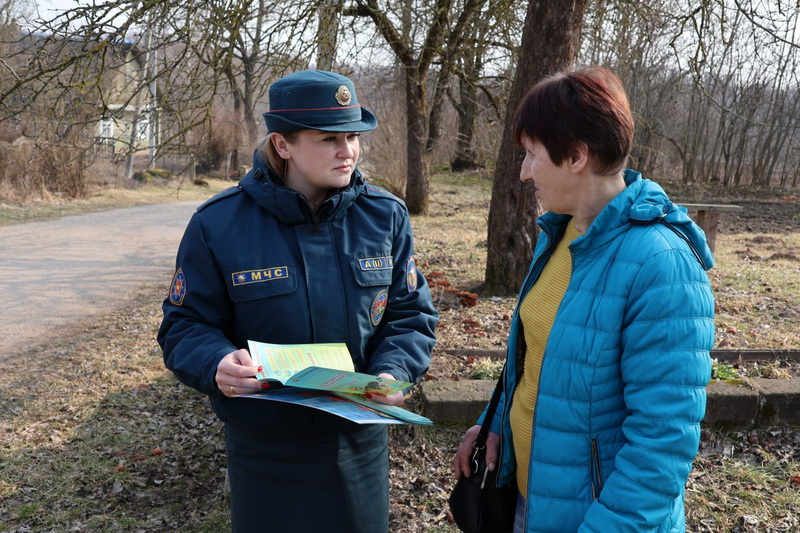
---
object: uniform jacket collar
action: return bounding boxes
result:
[238,148,365,225]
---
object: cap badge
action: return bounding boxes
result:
[335,85,352,106]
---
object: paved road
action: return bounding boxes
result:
[0,201,199,358]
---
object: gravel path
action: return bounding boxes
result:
[0,201,199,359]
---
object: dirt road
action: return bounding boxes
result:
[0,201,199,358]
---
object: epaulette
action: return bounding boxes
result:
[363,183,406,207]
[196,184,244,212]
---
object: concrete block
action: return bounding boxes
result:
[419,379,497,426]
[703,380,760,427]
[418,377,800,429]
[752,378,800,425]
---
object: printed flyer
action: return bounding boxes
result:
[248,340,412,393]
[244,341,431,425]
[243,389,432,425]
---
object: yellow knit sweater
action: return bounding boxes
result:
[509,220,581,496]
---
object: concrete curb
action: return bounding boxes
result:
[419,377,800,428]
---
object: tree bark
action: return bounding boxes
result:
[404,72,429,214]
[316,0,342,72]
[484,0,588,295]
[450,55,482,171]
[425,71,447,155]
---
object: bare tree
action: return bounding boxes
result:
[435,0,521,172]
[1,0,29,26]
[1,1,321,174]
[576,0,799,189]
[345,0,488,215]
[484,0,588,295]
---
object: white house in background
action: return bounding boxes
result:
[5,26,151,155]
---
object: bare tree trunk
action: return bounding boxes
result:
[484,0,588,295]
[316,0,342,71]
[125,114,140,180]
[425,70,447,154]
[225,65,246,177]
[450,83,479,170]
[450,0,493,172]
[405,72,429,214]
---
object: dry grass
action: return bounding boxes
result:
[0,176,232,226]
[0,285,231,532]
[713,234,800,349]
[0,172,799,532]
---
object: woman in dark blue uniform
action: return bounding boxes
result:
[158,70,438,532]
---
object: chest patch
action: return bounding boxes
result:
[370,289,388,326]
[231,266,289,286]
[406,256,418,292]
[359,256,393,271]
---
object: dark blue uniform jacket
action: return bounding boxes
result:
[158,152,438,427]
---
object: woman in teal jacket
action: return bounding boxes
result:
[159,70,437,532]
[454,66,714,532]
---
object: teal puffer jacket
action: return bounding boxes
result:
[484,169,715,532]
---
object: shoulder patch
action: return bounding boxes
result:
[169,268,187,306]
[197,185,243,212]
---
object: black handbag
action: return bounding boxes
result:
[448,373,517,533]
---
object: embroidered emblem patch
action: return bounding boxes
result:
[358,256,393,271]
[335,85,352,106]
[406,256,418,293]
[169,268,187,306]
[231,266,288,286]
[370,289,388,326]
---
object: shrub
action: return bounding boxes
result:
[0,138,89,200]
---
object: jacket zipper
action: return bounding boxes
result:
[591,438,603,500]
[658,219,707,269]
[297,191,324,234]
[512,222,562,527]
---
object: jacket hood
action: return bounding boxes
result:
[238,148,365,224]
[542,169,714,270]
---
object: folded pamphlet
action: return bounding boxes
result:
[244,340,432,425]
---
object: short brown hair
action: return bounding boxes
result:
[513,65,634,175]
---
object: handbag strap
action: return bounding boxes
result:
[473,366,505,449]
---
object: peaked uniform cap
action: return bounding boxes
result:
[263,70,378,133]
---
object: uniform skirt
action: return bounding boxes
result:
[223,400,389,533]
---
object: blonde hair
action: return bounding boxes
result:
[260,131,300,178]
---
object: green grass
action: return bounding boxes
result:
[711,359,740,380]
[468,357,505,380]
